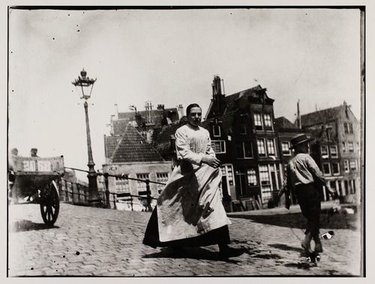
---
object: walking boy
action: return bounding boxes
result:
[284,134,336,254]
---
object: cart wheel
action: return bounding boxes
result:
[40,181,60,226]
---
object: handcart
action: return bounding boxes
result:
[9,155,64,226]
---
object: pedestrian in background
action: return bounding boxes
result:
[143,103,245,258]
[30,148,39,157]
[283,134,337,255]
[8,148,18,200]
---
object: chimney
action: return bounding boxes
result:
[144,101,153,124]
[297,100,301,129]
[114,104,119,119]
[212,75,225,116]
[157,104,165,110]
[212,75,222,96]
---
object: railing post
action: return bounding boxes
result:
[63,180,68,202]
[104,173,110,208]
[77,186,80,204]
[113,192,117,209]
[145,179,152,212]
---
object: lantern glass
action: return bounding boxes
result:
[72,69,96,100]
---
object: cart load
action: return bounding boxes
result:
[9,155,64,226]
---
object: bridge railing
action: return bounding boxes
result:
[62,167,166,211]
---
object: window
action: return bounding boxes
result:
[332,163,340,175]
[243,142,253,158]
[345,123,354,134]
[344,160,349,172]
[267,139,276,156]
[261,186,272,202]
[351,180,356,194]
[136,173,149,192]
[259,165,270,186]
[257,139,266,156]
[348,142,354,152]
[330,145,338,158]
[344,122,349,134]
[156,172,169,193]
[342,142,346,153]
[213,125,221,137]
[239,115,248,134]
[323,163,331,175]
[321,145,328,158]
[350,160,357,171]
[281,141,291,156]
[212,140,226,154]
[247,168,257,186]
[236,169,248,196]
[115,175,130,192]
[239,123,247,135]
[224,165,235,186]
[236,142,253,158]
[254,113,263,130]
[263,114,272,129]
[259,165,272,202]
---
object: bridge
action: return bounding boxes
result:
[8,201,362,276]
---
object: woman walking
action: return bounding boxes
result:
[143,103,245,258]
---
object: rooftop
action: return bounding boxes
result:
[111,124,164,163]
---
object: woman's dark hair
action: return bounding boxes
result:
[186,103,201,116]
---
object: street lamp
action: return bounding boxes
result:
[72,69,99,201]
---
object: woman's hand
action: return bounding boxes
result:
[201,155,221,168]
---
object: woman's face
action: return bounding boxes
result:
[187,107,202,127]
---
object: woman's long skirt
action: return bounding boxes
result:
[143,162,231,248]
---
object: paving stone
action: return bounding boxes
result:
[8,202,362,277]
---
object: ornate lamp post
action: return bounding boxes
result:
[72,69,99,201]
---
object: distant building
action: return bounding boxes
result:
[300,102,361,203]
[104,103,182,164]
[102,124,171,211]
[204,75,283,210]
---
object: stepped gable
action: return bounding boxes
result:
[111,124,164,163]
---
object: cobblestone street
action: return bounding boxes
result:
[8,202,363,277]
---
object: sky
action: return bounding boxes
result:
[8,7,362,180]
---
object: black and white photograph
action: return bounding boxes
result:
[5,2,367,278]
